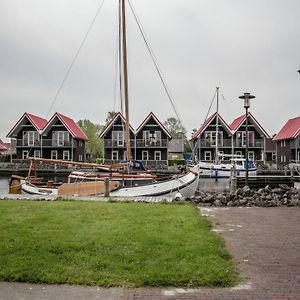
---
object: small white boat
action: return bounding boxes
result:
[198,158,257,178]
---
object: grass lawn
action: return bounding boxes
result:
[0,200,239,287]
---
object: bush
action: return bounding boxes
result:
[168,159,185,166]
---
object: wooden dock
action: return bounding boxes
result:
[237,176,300,188]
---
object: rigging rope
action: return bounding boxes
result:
[45,0,106,118]
[127,0,182,124]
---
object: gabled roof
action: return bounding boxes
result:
[191,112,232,141]
[6,112,47,138]
[99,112,135,138]
[44,112,89,141]
[273,116,300,141]
[0,139,8,151]
[136,112,172,138]
[229,112,270,138]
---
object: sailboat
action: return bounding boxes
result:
[19,0,199,198]
[195,87,257,178]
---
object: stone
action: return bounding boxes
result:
[271,188,284,194]
[227,200,234,207]
[214,199,222,206]
[201,194,215,203]
[242,186,251,194]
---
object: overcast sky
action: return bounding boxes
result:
[1,0,299,141]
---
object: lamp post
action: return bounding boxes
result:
[238,92,255,186]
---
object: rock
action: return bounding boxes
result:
[242,186,251,194]
[236,188,243,195]
[201,194,215,203]
[279,184,290,191]
[227,201,234,206]
[214,199,222,206]
[271,188,284,194]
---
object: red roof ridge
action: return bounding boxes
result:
[48,112,89,141]
[273,116,300,141]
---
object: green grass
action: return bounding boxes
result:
[0,200,239,287]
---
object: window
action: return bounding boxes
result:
[248,151,255,161]
[112,131,124,147]
[34,150,41,158]
[79,140,83,147]
[281,140,286,147]
[111,150,118,160]
[63,150,70,160]
[280,155,286,163]
[204,151,211,161]
[142,151,149,160]
[22,150,29,159]
[143,131,150,146]
[236,131,254,147]
[51,150,58,160]
[235,151,243,157]
[79,154,83,162]
[53,131,69,146]
[154,151,161,161]
[298,151,300,162]
[23,131,39,146]
[204,131,223,146]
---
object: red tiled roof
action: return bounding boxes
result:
[0,143,8,151]
[229,112,270,138]
[26,113,47,131]
[273,116,300,141]
[191,112,231,141]
[229,114,245,132]
[191,113,216,141]
[6,112,47,138]
[55,113,89,141]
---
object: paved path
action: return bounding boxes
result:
[1,207,299,299]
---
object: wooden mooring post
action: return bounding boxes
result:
[104,177,110,197]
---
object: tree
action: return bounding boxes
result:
[105,111,118,124]
[163,117,187,139]
[77,119,103,162]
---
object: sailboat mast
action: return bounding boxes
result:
[215,86,219,163]
[121,0,132,161]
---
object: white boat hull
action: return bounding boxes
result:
[110,171,199,198]
[198,161,257,178]
[21,180,58,195]
[21,171,199,198]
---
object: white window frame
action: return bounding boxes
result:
[111,150,118,160]
[204,151,211,161]
[142,150,149,160]
[63,150,70,161]
[112,131,124,147]
[236,131,254,147]
[143,131,150,146]
[248,151,255,161]
[78,154,83,162]
[51,150,58,160]
[34,150,41,158]
[54,131,70,147]
[154,151,161,161]
[22,150,29,159]
[204,131,223,147]
[235,151,243,157]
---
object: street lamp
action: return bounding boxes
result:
[238,92,255,187]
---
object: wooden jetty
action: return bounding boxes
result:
[237,176,300,188]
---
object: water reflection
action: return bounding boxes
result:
[198,178,230,193]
